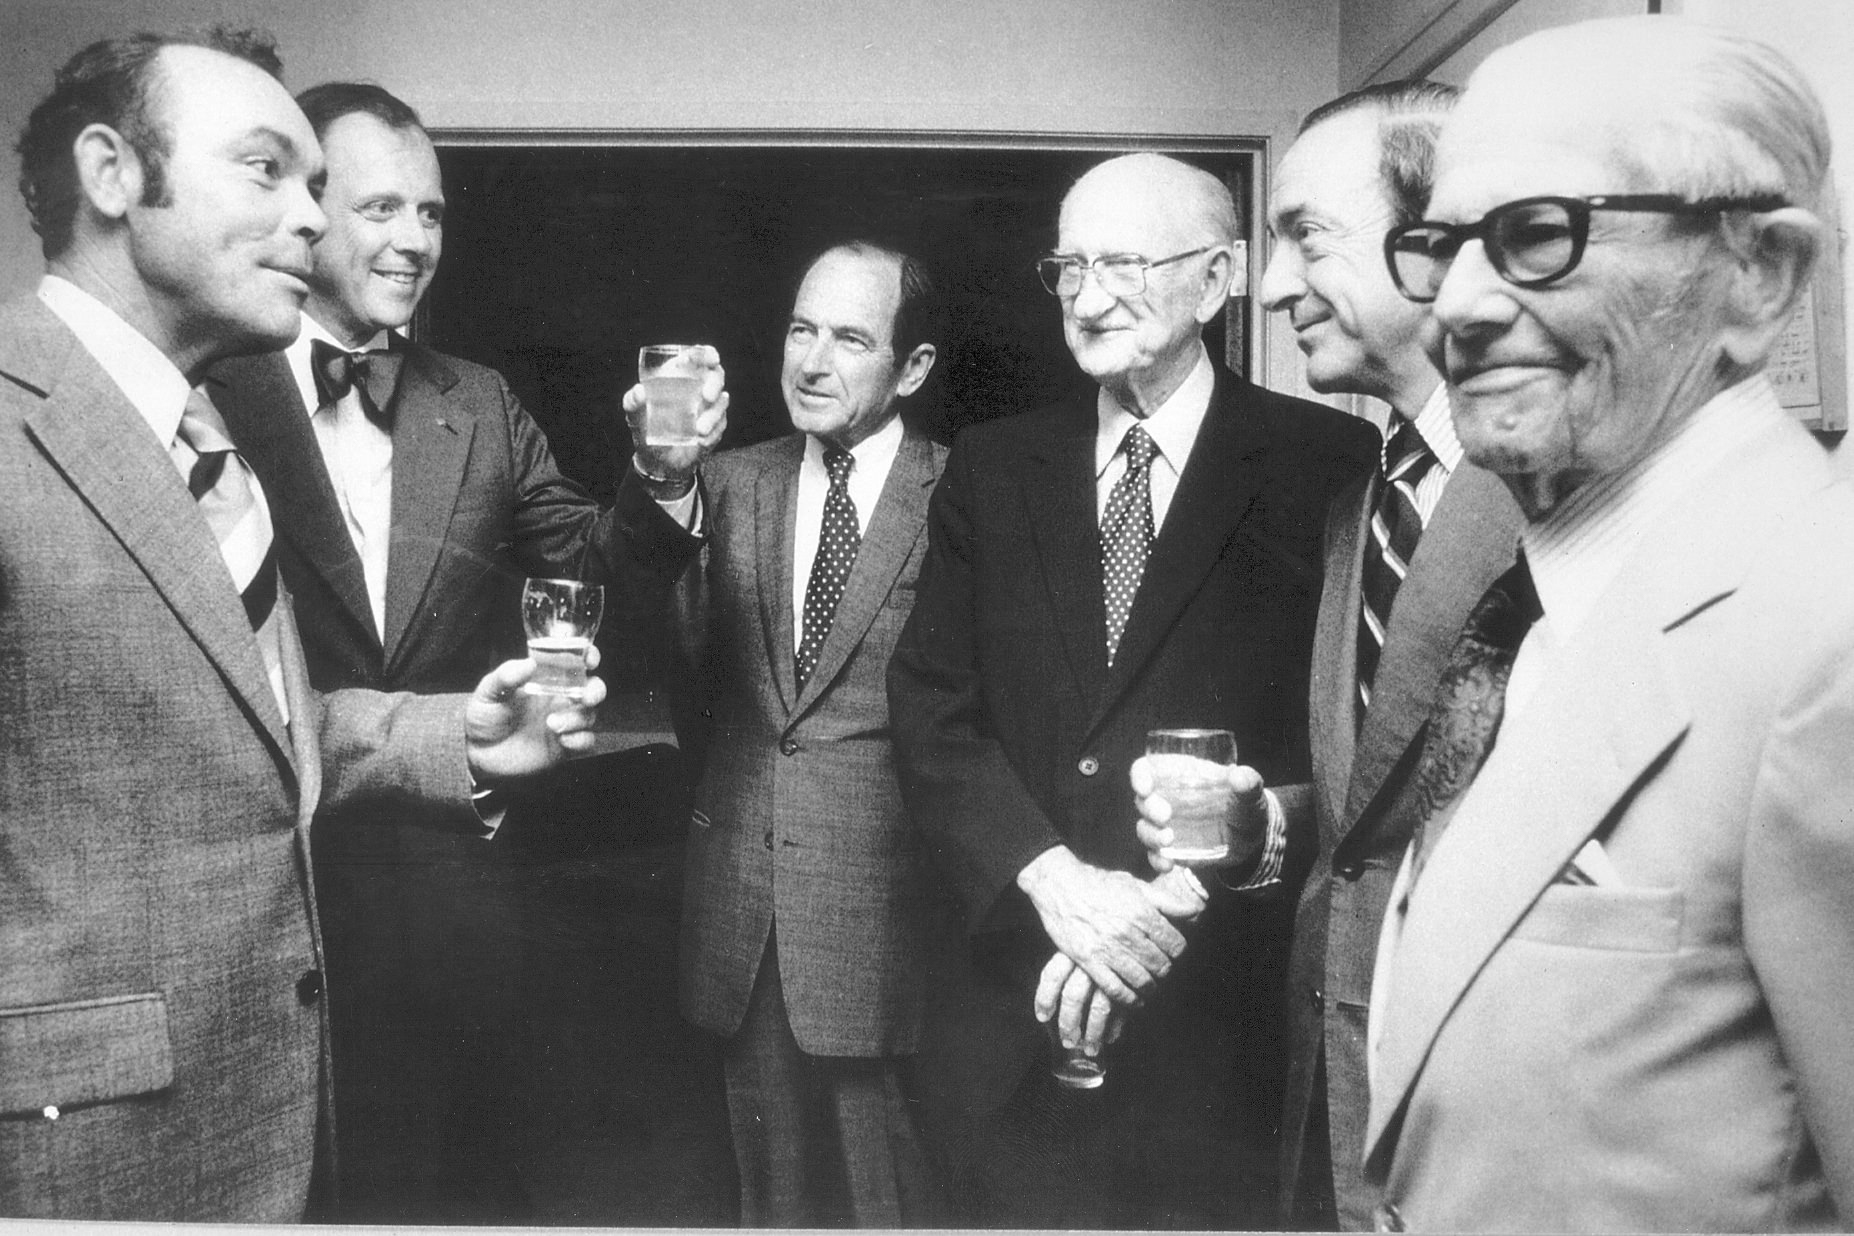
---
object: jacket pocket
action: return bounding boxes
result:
[1510,885,1684,953]
[0,993,175,1115]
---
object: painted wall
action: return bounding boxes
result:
[0,0,1342,395]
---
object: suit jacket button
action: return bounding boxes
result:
[763,830,775,851]
[1077,756,1099,776]
[1337,860,1365,881]
[779,737,799,756]
[1375,1201,1405,1232]
[297,969,323,1006]
[1309,985,1324,1009]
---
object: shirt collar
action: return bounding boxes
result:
[804,410,905,474]
[1400,379,1463,477]
[288,312,393,417]
[1095,344,1214,478]
[1522,374,1788,639]
[38,274,193,449]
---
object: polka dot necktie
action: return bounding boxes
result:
[1356,415,1437,727]
[1101,423,1158,667]
[795,446,861,690]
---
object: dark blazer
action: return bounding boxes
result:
[213,342,699,697]
[676,426,947,1057]
[1277,449,1520,1229]
[888,366,1376,1146]
[0,296,474,1220]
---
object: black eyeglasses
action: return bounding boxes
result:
[1383,193,1789,303]
[1036,246,1215,298]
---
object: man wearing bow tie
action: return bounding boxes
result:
[210,82,726,1221]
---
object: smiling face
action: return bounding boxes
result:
[1427,66,1735,516]
[1055,158,1230,413]
[1261,109,1439,412]
[123,45,326,369]
[782,247,934,450]
[305,111,444,345]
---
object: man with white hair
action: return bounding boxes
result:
[1363,16,1854,1230]
[890,151,1375,1227]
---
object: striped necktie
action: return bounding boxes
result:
[1356,416,1436,726]
[795,445,860,691]
[175,384,286,716]
[1102,424,1158,667]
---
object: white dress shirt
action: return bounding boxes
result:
[1367,374,1792,1088]
[289,313,395,642]
[790,413,905,646]
[1398,380,1463,526]
[1093,344,1216,530]
[38,274,288,720]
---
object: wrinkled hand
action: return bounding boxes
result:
[1036,952,1128,1056]
[624,345,729,482]
[464,650,605,782]
[1130,754,1270,874]
[1017,847,1193,1008]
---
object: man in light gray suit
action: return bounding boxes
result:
[0,28,597,1221]
[672,240,943,1226]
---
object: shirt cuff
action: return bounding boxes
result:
[660,485,702,533]
[469,774,505,837]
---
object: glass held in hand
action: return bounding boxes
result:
[1144,728,1239,865]
[1047,1015,1106,1090]
[636,345,704,447]
[521,578,604,700]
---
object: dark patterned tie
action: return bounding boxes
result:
[311,337,401,427]
[1102,424,1158,667]
[1356,416,1437,727]
[1404,554,1541,890]
[177,384,278,632]
[795,446,860,690]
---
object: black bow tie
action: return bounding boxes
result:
[311,338,401,427]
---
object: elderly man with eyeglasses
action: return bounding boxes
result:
[888,151,1375,1228]
[1356,17,1854,1232]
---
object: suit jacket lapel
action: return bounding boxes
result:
[382,345,471,666]
[1020,400,1109,706]
[755,435,804,714]
[1312,473,1371,833]
[213,351,378,651]
[1343,465,1522,828]
[792,427,937,714]
[1100,371,1265,715]
[15,306,291,760]
[1363,417,1826,1165]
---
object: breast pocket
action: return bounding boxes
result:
[1511,885,1685,954]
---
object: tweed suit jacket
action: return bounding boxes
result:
[1276,452,1520,1230]
[0,296,476,1221]
[1366,399,1854,1230]
[211,343,699,698]
[889,366,1377,1109]
[675,426,946,1057]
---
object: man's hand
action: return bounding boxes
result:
[464,651,606,783]
[1016,846,1190,1008]
[1036,952,1127,1056]
[624,345,729,483]
[1130,754,1271,874]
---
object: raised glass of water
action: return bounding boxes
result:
[1145,728,1238,864]
[637,345,703,447]
[521,578,603,700]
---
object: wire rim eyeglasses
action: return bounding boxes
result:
[1036,245,1216,298]
[1382,193,1790,304]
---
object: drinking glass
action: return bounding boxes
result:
[521,578,603,699]
[1047,1015,1106,1090]
[1144,728,1239,863]
[636,345,703,447]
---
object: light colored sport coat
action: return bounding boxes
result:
[0,297,473,1221]
[675,425,947,1057]
[1278,457,1521,1229]
[1365,405,1854,1231]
